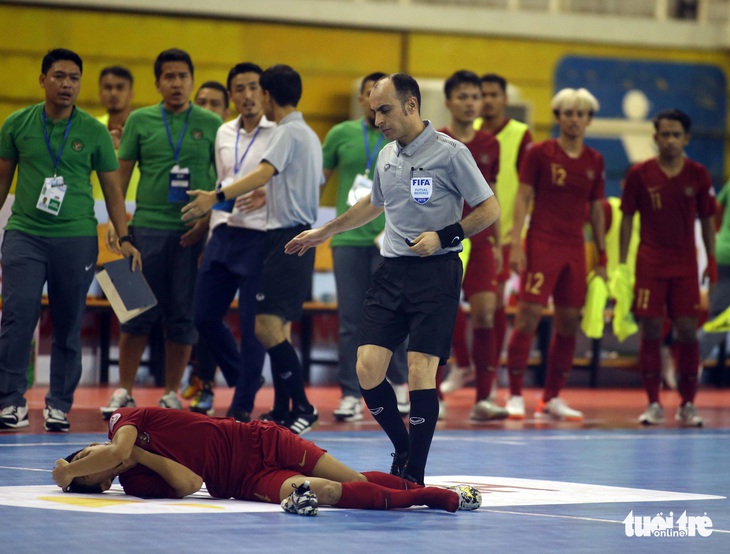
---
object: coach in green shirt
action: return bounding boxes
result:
[102,49,221,416]
[0,49,140,432]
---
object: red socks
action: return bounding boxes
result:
[542,334,576,401]
[639,338,662,404]
[473,327,496,401]
[336,481,458,512]
[507,329,533,396]
[676,340,699,405]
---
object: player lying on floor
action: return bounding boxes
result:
[51,408,481,515]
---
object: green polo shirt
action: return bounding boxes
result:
[322,118,387,247]
[119,103,221,231]
[0,102,118,237]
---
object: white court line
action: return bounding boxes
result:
[0,442,95,448]
[0,466,51,473]
[481,508,730,534]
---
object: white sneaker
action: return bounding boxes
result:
[505,396,525,420]
[43,405,70,432]
[333,396,363,422]
[535,397,583,421]
[439,365,475,394]
[470,399,509,421]
[638,402,665,425]
[391,383,410,416]
[100,388,136,420]
[448,485,482,511]
[158,391,183,410]
[438,399,447,420]
[0,405,29,429]
[675,402,703,427]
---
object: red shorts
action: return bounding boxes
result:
[633,272,700,319]
[497,244,511,284]
[243,421,327,503]
[518,237,586,307]
[462,245,497,298]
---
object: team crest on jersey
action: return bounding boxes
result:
[191,130,203,140]
[109,413,120,432]
[72,140,84,152]
[685,186,695,197]
[479,154,491,165]
[411,176,432,204]
[586,170,595,180]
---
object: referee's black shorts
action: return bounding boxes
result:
[256,225,314,322]
[359,252,462,365]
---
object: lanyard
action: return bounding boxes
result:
[362,120,384,177]
[42,108,74,177]
[234,124,262,175]
[161,103,192,164]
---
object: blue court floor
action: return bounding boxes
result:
[2,427,728,554]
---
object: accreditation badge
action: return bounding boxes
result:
[410,175,432,205]
[347,173,374,207]
[36,176,66,216]
[168,165,191,203]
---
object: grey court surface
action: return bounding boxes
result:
[1,428,728,553]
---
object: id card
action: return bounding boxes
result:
[168,165,190,203]
[347,173,374,207]
[36,176,66,215]
[212,176,235,213]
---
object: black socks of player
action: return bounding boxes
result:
[406,388,439,485]
[267,341,312,416]
[361,379,409,455]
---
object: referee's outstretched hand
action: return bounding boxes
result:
[285,228,328,256]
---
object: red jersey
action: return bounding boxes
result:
[439,127,500,249]
[109,407,255,499]
[519,139,605,245]
[621,157,715,277]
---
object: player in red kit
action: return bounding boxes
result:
[619,109,715,427]
[438,70,508,421]
[52,408,481,515]
[505,88,607,421]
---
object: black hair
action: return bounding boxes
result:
[360,72,387,94]
[480,73,507,93]
[41,48,83,75]
[653,108,692,133]
[389,73,422,114]
[259,65,302,108]
[99,66,133,85]
[444,70,481,99]
[226,62,263,91]
[154,48,194,80]
[61,450,103,494]
[197,81,229,107]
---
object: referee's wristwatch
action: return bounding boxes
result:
[118,234,135,248]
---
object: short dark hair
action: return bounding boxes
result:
[480,73,507,93]
[360,72,387,94]
[444,70,481,99]
[61,450,104,494]
[154,48,194,80]
[99,66,133,85]
[41,48,83,75]
[197,81,229,107]
[653,108,692,133]
[226,62,263,91]
[389,73,422,114]
[260,65,302,108]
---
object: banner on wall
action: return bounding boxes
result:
[555,56,727,197]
